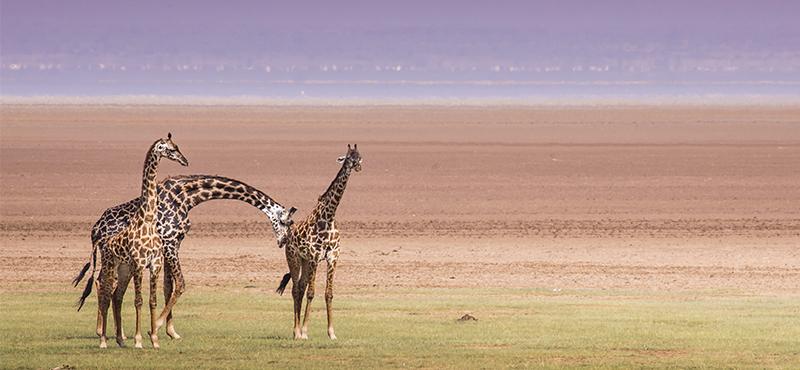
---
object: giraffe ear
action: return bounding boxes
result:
[337,156,346,163]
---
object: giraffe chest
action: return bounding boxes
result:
[111,222,163,268]
[294,222,340,262]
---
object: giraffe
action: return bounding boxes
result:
[276,144,362,340]
[75,175,296,340]
[77,133,188,349]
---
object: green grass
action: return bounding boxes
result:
[2,287,799,369]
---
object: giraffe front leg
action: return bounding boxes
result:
[287,250,305,340]
[113,282,128,340]
[292,269,309,340]
[325,256,338,340]
[148,268,161,349]
[301,262,318,340]
[133,272,144,349]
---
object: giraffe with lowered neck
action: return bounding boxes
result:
[75,175,296,340]
[277,144,362,340]
[78,134,188,349]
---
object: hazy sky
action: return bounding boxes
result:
[3,0,798,31]
[2,0,798,98]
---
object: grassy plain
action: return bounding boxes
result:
[2,288,798,369]
[3,106,800,369]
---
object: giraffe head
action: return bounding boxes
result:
[153,133,189,166]
[275,206,297,247]
[336,144,362,172]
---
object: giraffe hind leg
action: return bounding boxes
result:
[112,263,133,347]
[96,260,117,348]
[162,257,183,340]
[155,254,184,340]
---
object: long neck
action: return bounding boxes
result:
[136,143,160,222]
[316,163,352,217]
[173,175,286,235]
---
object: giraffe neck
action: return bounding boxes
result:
[175,175,286,235]
[136,142,161,223]
[316,163,352,219]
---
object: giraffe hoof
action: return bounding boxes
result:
[166,325,181,339]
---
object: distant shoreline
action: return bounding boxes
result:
[2,95,799,108]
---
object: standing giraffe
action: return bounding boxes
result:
[277,144,362,340]
[78,134,188,349]
[75,175,296,340]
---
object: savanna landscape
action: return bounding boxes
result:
[1,105,799,369]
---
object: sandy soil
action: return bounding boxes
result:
[1,105,799,296]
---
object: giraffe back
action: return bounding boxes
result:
[92,175,293,251]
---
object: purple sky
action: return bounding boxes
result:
[3,0,798,31]
[2,0,798,98]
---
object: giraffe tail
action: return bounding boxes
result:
[76,276,94,312]
[75,238,101,311]
[72,262,91,287]
[276,273,292,295]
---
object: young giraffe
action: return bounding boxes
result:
[277,144,362,340]
[75,175,296,340]
[79,134,188,349]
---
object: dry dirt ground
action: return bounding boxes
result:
[1,105,799,296]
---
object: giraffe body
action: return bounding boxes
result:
[81,134,188,349]
[84,175,295,339]
[281,144,362,340]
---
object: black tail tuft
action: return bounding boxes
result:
[76,276,94,312]
[72,262,91,287]
[276,273,292,295]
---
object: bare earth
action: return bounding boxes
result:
[1,105,799,296]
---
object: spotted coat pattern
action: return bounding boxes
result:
[282,144,362,340]
[92,134,189,349]
[90,175,295,339]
